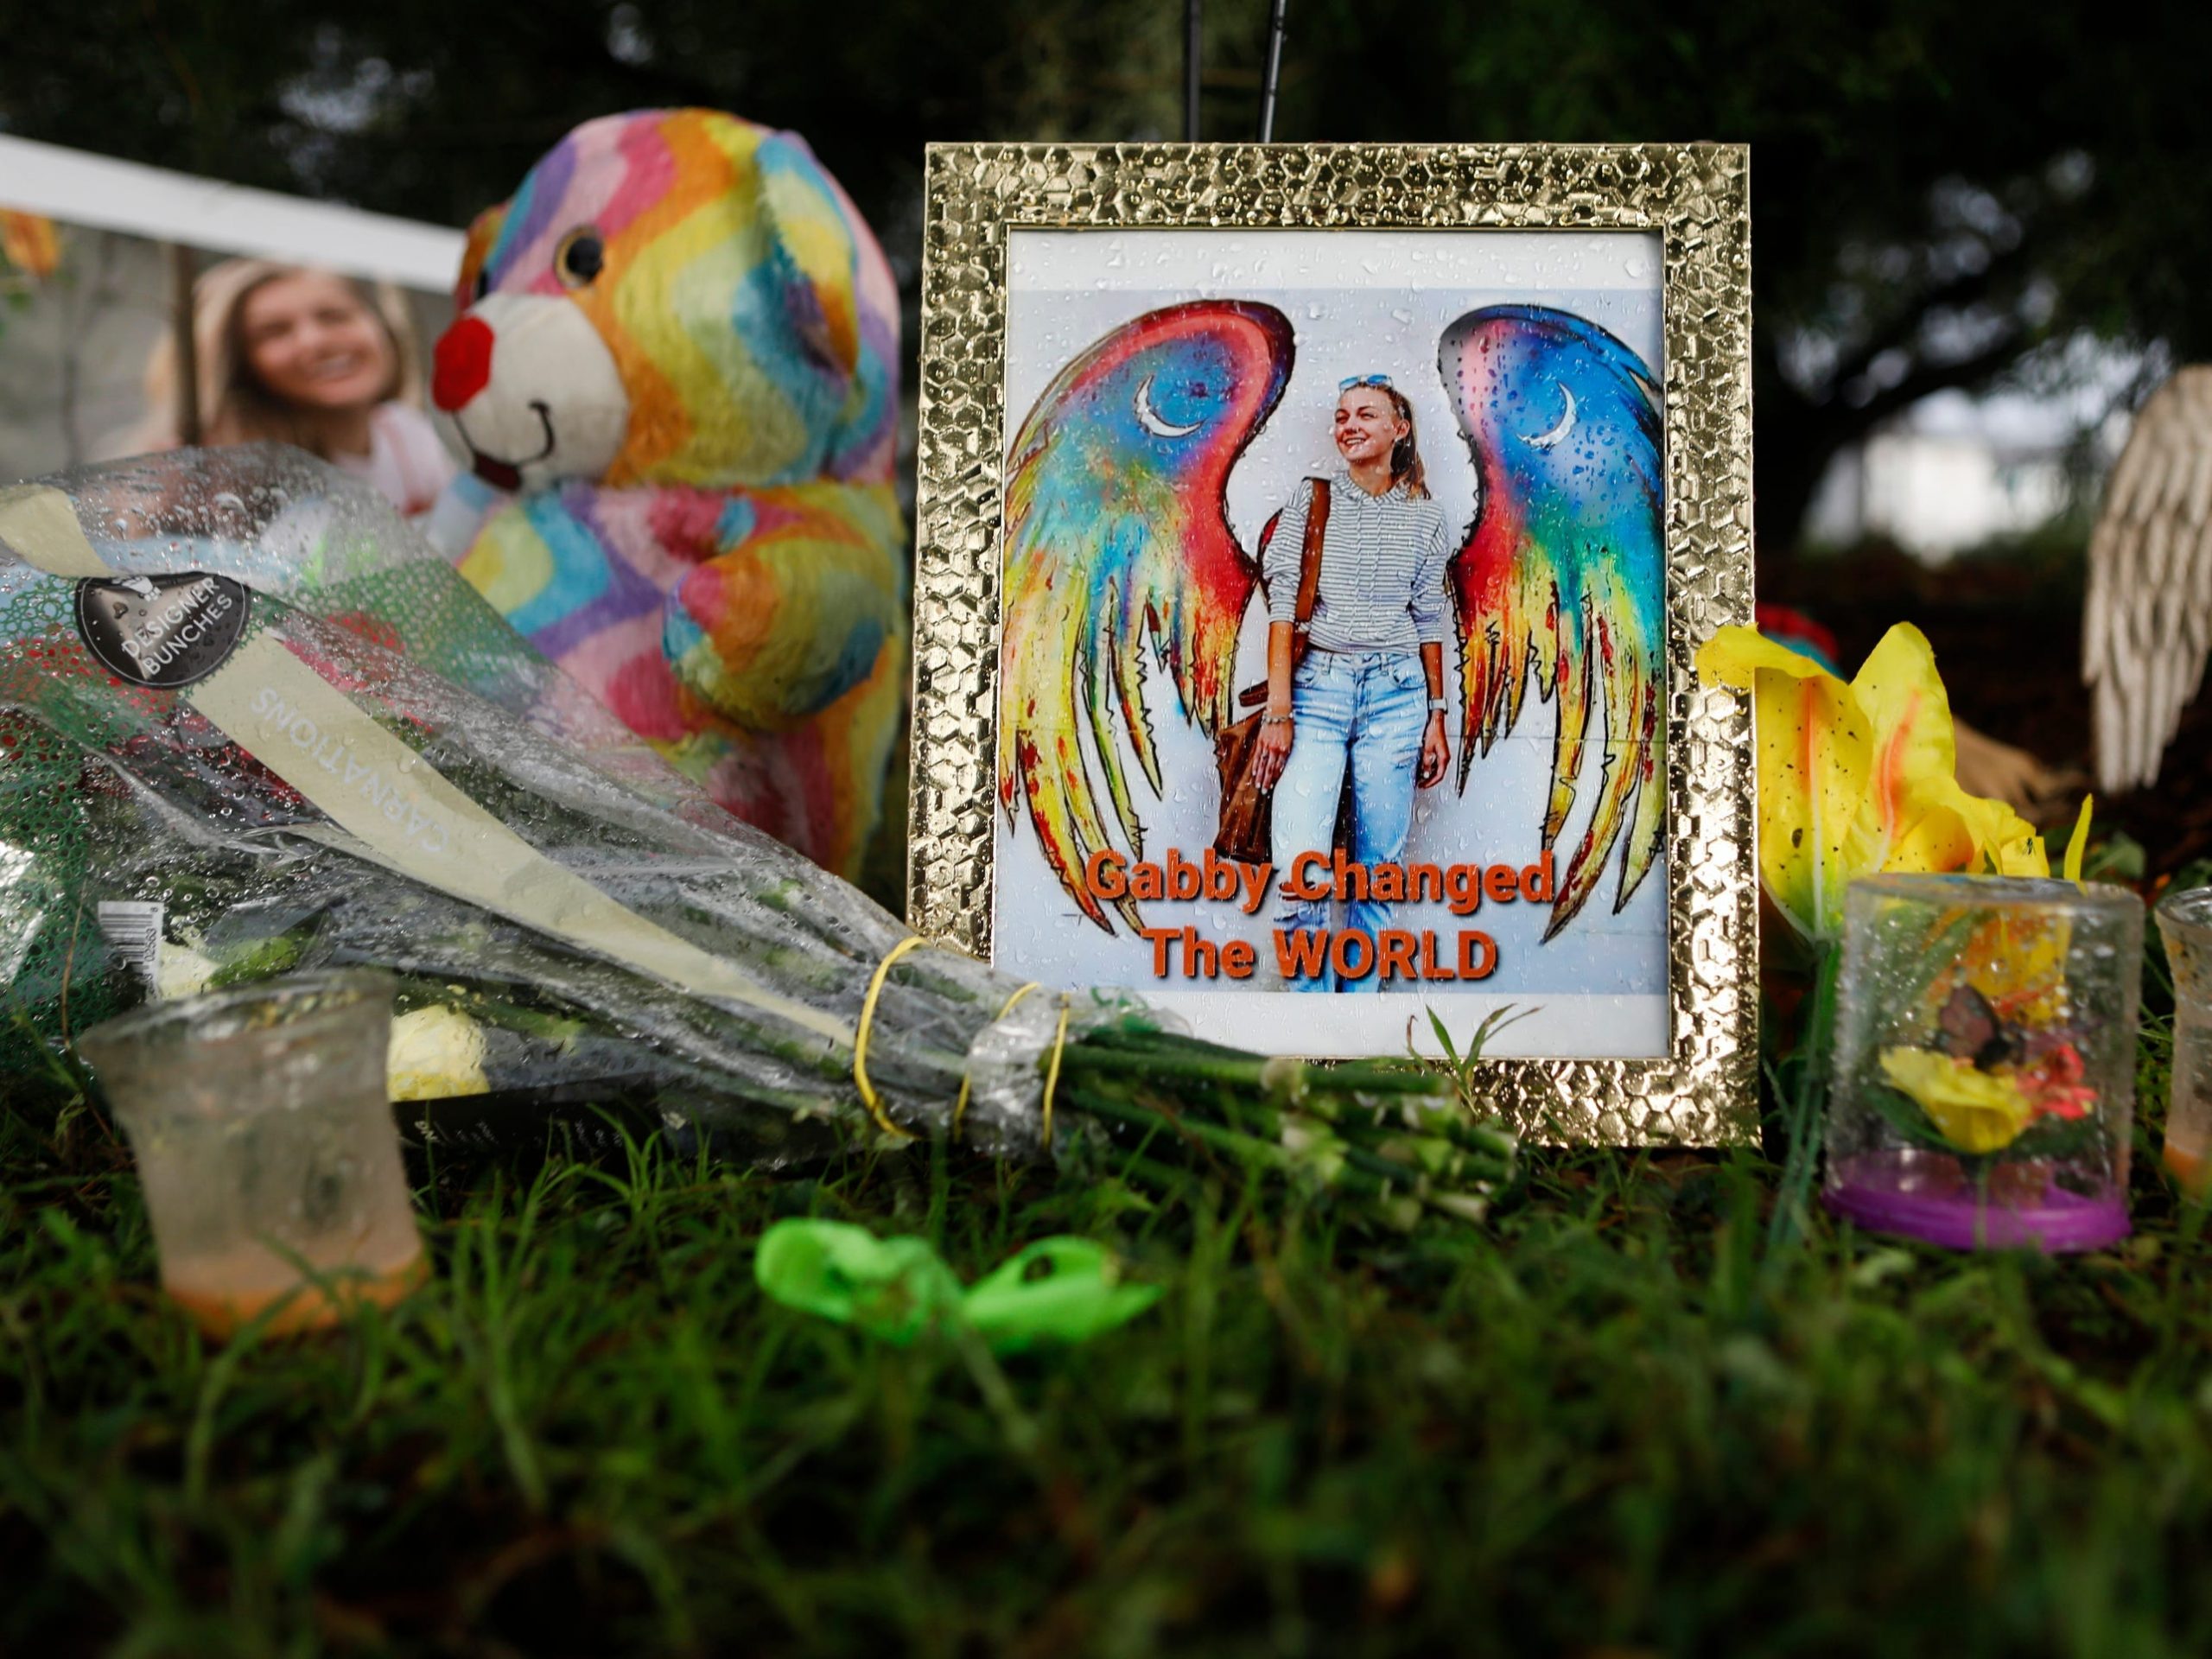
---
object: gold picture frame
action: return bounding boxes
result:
[907,143,1757,1146]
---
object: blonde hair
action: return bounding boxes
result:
[1376,383,1428,499]
[137,258,423,458]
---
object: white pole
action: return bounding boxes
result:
[0,134,464,294]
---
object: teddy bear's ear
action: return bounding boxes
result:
[753,134,863,380]
[454,200,511,312]
[752,131,898,481]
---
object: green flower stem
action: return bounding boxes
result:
[1076,1028,1445,1090]
[1339,1127,1513,1190]
[1064,1082,1489,1224]
[1292,1092,1517,1160]
[1067,1087,1297,1172]
[1061,1038,1446,1103]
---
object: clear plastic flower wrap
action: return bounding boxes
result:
[0,448,1512,1221]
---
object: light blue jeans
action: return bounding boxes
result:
[1269,649,1428,993]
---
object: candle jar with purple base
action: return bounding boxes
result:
[1824,874,2144,1252]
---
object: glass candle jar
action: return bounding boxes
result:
[1823,874,2144,1252]
[77,970,427,1336]
[2155,887,2212,1192]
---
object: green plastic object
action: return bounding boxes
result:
[753,1220,1162,1353]
[753,1220,967,1346]
[961,1236,1165,1352]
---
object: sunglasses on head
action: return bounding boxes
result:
[1338,374,1395,391]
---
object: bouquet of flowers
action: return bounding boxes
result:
[0,449,1512,1226]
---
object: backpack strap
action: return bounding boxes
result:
[1236,478,1332,709]
[1288,475,1330,664]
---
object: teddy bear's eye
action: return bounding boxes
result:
[556,228,605,289]
[471,268,491,302]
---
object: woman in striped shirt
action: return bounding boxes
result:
[1252,376,1453,991]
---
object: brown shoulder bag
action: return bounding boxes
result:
[1213,478,1354,867]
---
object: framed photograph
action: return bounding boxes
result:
[908,144,1756,1145]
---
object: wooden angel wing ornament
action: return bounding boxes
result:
[2085,367,2212,792]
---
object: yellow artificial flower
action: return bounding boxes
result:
[2063,797,2092,886]
[386,1004,491,1102]
[1949,791,2052,878]
[0,210,60,280]
[1944,796,2098,1021]
[1878,1047,2036,1154]
[1695,623,2090,941]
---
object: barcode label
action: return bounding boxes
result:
[95,901,163,994]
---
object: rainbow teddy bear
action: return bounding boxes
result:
[427,108,906,880]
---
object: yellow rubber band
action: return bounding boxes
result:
[856,938,1071,1149]
[852,934,930,1139]
[951,980,1039,1140]
[1039,1001,1072,1147]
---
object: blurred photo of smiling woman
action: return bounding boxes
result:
[1251,374,1453,992]
[133,259,455,517]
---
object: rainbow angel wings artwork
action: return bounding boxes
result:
[996,299,1665,942]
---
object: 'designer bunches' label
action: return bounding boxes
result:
[74,572,250,690]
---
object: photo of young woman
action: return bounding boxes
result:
[130,259,455,518]
[1249,376,1454,992]
[988,227,1672,1059]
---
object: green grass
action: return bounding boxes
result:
[9,1020,2212,1656]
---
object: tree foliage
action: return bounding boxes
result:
[3,0,2208,551]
